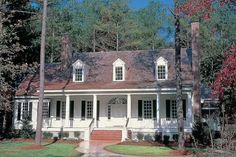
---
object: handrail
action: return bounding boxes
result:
[125,118,129,128]
[89,118,94,128]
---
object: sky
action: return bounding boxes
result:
[129,0,174,9]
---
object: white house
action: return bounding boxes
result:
[13,23,200,141]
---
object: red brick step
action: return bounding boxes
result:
[90,130,122,141]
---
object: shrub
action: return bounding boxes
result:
[144,134,153,141]
[137,132,144,141]
[163,135,170,145]
[20,117,34,138]
[59,131,69,139]
[74,131,80,138]
[172,134,179,142]
[43,132,53,139]
[4,129,21,139]
[154,132,162,142]
[192,119,211,145]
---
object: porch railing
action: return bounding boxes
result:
[89,118,95,134]
[125,118,129,128]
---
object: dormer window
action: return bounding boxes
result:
[113,58,125,81]
[155,57,168,80]
[73,59,85,82]
[75,68,83,82]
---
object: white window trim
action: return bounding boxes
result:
[142,100,153,119]
[113,58,125,81]
[72,59,85,82]
[155,57,168,80]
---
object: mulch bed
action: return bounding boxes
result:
[9,138,82,145]
[20,144,46,150]
[118,140,178,147]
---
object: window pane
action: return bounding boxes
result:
[87,101,93,119]
[115,66,123,80]
[42,102,49,118]
[22,102,28,119]
[75,68,83,81]
[108,105,111,119]
[143,100,152,119]
[171,100,177,118]
[62,102,66,119]
[157,65,166,79]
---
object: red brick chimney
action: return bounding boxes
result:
[191,22,201,117]
[60,35,72,70]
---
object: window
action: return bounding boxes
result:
[155,57,168,80]
[75,68,83,82]
[62,102,66,119]
[108,105,111,119]
[143,100,152,119]
[157,65,166,79]
[171,100,177,118]
[86,101,93,119]
[166,99,186,120]
[73,59,85,82]
[113,58,125,81]
[17,102,32,121]
[42,102,49,118]
[115,66,123,80]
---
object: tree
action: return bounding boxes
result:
[213,45,236,115]
[0,0,38,136]
[35,0,47,145]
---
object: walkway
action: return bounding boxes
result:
[77,140,194,157]
[77,140,136,157]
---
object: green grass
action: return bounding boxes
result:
[0,141,81,157]
[105,144,206,156]
[105,145,174,156]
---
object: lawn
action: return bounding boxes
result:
[105,144,205,156]
[0,141,81,157]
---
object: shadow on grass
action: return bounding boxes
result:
[43,138,58,146]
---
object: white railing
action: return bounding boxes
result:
[89,118,95,134]
[161,118,190,128]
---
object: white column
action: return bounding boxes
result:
[127,94,131,119]
[187,92,193,128]
[93,94,97,127]
[156,93,160,129]
[65,95,70,127]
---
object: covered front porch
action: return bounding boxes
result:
[41,90,193,141]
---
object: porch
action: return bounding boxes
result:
[40,93,193,141]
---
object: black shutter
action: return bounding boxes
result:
[56,101,61,119]
[183,99,186,119]
[70,101,74,119]
[138,100,142,120]
[29,102,32,121]
[97,101,100,120]
[153,100,157,120]
[48,102,51,118]
[17,102,21,120]
[166,100,170,119]
[81,101,86,120]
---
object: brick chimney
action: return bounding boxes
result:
[60,35,72,70]
[191,22,201,117]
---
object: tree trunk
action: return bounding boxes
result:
[93,28,96,52]
[175,15,184,149]
[116,23,119,51]
[35,0,47,145]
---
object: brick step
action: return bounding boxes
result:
[90,130,122,141]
